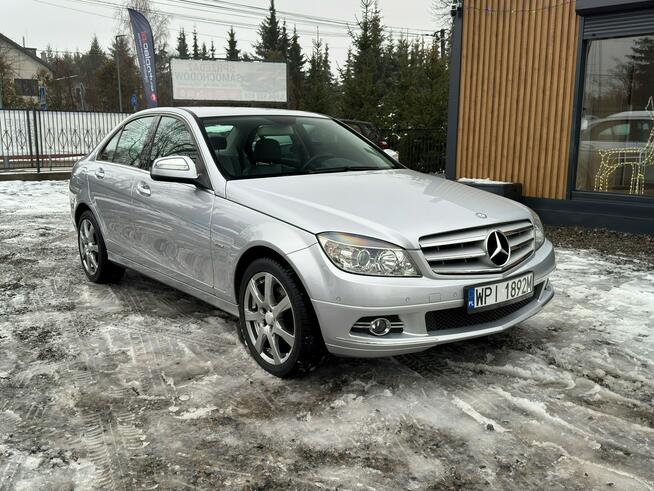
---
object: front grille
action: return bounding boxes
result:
[419,220,535,275]
[425,288,540,332]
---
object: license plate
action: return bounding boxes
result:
[465,272,534,313]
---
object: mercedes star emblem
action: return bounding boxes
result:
[485,230,511,267]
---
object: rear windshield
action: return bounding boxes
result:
[200,115,399,179]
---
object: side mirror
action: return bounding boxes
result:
[150,156,199,184]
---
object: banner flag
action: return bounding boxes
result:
[128,8,158,108]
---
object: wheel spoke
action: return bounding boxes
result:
[82,221,91,242]
[272,321,294,347]
[247,278,264,307]
[87,243,98,253]
[272,294,291,317]
[263,273,274,308]
[88,253,98,270]
[254,329,266,353]
[267,332,282,364]
[243,309,260,322]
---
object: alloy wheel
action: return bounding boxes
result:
[243,272,296,365]
[78,218,100,275]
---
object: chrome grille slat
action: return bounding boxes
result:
[419,220,535,275]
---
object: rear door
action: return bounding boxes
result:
[131,115,215,291]
[89,116,156,260]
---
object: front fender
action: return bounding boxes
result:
[211,197,317,301]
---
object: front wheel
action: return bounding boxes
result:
[238,258,325,377]
[77,211,124,283]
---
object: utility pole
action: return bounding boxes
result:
[115,34,126,112]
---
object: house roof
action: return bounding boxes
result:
[0,33,53,72]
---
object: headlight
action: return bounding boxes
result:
[317,232,420,277]
[528,208,546,249]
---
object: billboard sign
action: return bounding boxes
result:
[171,58,287,103]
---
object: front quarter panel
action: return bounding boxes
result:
[211,196,317,302]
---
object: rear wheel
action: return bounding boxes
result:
[77,211,124,283]
[238,257,325,377]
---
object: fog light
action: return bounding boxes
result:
[369,318,392,336]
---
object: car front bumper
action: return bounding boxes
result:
[287,240,556,358]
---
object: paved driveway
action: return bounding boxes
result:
[1,181,653,490]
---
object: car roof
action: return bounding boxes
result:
[126,106,331,120]
[182,106,329,119]
[601,110,650,120]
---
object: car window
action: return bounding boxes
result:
[205,124,235,137]
[112,117,155,167]
[98,129,121,162]
[200,115,399,179]
[150,116,199,167]
[593,121,629,142]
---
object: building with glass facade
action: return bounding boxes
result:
[446,0,654,233]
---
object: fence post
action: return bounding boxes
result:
[25,109,35,169]
[1,111,8,169]
[32,109,41,173]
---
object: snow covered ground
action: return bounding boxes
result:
[1,180,653,490]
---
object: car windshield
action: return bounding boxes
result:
[200,115,400,179]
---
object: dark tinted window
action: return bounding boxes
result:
[201,115,399,179]
[112,117,155,167]
[98,130,121,162]
[150,116,199,166]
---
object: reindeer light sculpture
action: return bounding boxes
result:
[593,97,654,195]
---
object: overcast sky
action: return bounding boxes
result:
[2,0,448,69]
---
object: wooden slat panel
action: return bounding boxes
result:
[456,0,580,199]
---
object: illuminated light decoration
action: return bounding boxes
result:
[594,97,654,196]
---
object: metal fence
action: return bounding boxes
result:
[0,109,129,172]
[381,128,447,174]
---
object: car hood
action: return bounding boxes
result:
[225,169,531,250]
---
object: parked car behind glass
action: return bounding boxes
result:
[70,107,555,377]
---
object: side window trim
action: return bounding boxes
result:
[97,115,156,168]
[96,126,124,163]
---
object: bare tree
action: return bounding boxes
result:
[0,44,18,108]
[117,0,171,52]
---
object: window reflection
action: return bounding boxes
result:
[577,35,654,196]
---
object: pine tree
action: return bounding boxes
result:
[279,20,290,60]
[255,0,283,61]
[287,26,305,109]
[302,38,334,115]
[201,42,208,60]
[341,0,386,123]
[80,36,107,110]
[192,28,200,59]
[226,27,240,61]
[176,28,189,59]
[210,40,216,60]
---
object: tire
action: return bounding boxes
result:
[77,210,125,284]
[238,257,325,377]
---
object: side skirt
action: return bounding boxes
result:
[108,252,240,317]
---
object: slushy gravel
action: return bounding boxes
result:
[1,180,653,490]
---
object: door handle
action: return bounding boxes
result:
[95,167,105,179]
[136,181,151,197]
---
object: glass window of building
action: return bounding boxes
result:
[576,35,654,196]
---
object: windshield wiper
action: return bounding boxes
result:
[307,166,383,174]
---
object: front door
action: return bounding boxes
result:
[131,115,215,291]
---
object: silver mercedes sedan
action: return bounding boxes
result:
[69,107,555,377]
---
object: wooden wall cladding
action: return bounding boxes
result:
[456,0,580,199]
